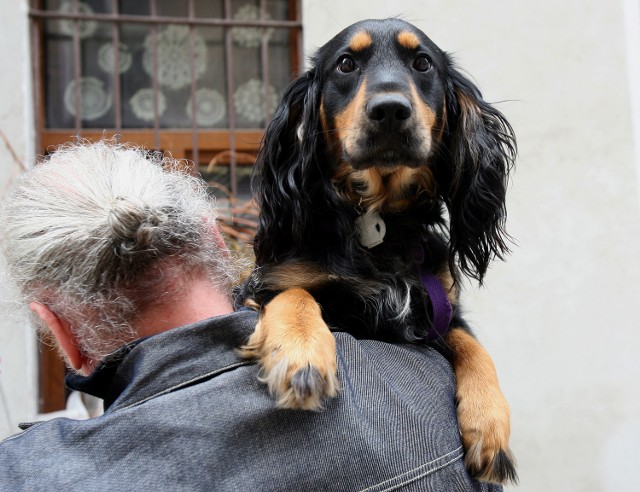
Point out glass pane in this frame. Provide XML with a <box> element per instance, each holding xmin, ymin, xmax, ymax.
<box><xmin>269</xmin><ymin>27</ymin><xmax>295</xmax><ymax>99</ymax></box>
<box><xmin>229</xmin><ymin>0</ymin><xmax>290</xmax><ymax>22</ymax></box>
<box><xmin>230</xmin><ymin>27</ymin><xmax>292</xmax><ymax>128</ymax></box>
<box><xmin>231</xmin><ymin>28</ymin><xmax>264</xmax><ymax>128</ymax></box>
<box><xmin>157</xmin><ymin>0</ymin><xmax>187</xmax><ymax>17</ymax></box>
<box><xmin>44</xmin><ymin>20</ymin><xmax>115</xmax><ymax>128</ymax></box>
<box><xmin>195</xmin><ymin>0</ymin><xmax>223</xmax><ymax>18</ymax></box>
<box><xmin>120</xmin><ymin>22</ymin><xmax>154</xmax><ymax>128</ymax></box>
<box><xmin>44</xmin><ymin>18</ymin><xmax>73</xmax><ymax>128</ymax></box>
<box><xmin>156</xmin><ymin>24</ymin><xmax>226</xmax><ymax>129</ymax></box>
<box><xmin>119</xmin><ymin>0</ymin><xmax>150</xmax><ymax>16</ymax></box>
<box><xmin>188</xmin><ymin>26</ymin><xmax>228</xmax><ymax>128</ymax></box>
<box><xmin>268</xmin><ymin>0</ymin><xmax>291</xmax><ymax>21</ymax></box>
<box><xmin>45</xmin><ymin>0</ymin><xmax>112</xmax><ymax>15</ymax></box>
<box><xmin>120</xmin><ymin>23</ymin><xmax>227</xmax><ymax>129</ymax></box>
<box><xmin>41</xmin><ymin>0</ymin><xmax>295</xmax><ymax>130</ymax></box>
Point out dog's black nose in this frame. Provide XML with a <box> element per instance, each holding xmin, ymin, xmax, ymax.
<box><xmin>366</xmin><ymin>94</ymin><xmax>412</xmax><ymax>126</ymax></box>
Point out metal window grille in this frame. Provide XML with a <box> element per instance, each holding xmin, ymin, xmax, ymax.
<box><xmin>29</xmin><ymin>0</ymin><xmax>302</xmax><ymax>199</ymax></box>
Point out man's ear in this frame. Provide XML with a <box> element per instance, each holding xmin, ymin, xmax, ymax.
<box><xmin>29</xmin><ymin>302</ymin><xmax>90</xmax><ymax>374</ymax></box>
<box><xmin>211</xmin><ymin>220</ymin><xmax>229</xmax><ymax>257</ymax></box>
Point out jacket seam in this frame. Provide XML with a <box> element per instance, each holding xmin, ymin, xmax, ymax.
<box><xmin>358</xmin><ymin>446</ymin><xmax>465</xmax><ymax>492</ymax></box>
<box><xmin>114</xmin><ymin>360</ymin><xmax>255</xmax><ymax>412</ymax></box>
<box><xmin>0</xmin><ymin>361</ymin><xmax>256</xmax><ymax>443</ymax></box>
<box><xmin>0</xmin><ymin>421</ymin><xmax>48</xmax><ymax>444</ymax></box>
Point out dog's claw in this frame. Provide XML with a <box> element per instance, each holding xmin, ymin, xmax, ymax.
<box><xmin>464</xmin><ymin>438</ymin><xmax>517</xmax><ymax>484</ymax></box>
<box><xmin>269</xmin><ymin>360</ymin><xmax>338</xmax><ymax>410</ymax></box>
<box><xmin>290</xmin><ymin>365</ymin><xmax>334</xmax><ymax>403</ymax></box>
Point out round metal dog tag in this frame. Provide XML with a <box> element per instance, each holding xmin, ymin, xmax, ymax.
<box><xmin>355</xmin><ymin>210</ymin><xmax>386</xmax><ymax>249</ymax></box>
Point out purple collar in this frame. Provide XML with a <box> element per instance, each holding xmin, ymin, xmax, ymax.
<box><xmin>414</xmin><ymin>248</ymin><xmax>453</xmax><ymax>341</ymax></box>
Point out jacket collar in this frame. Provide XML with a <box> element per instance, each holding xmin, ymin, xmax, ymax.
<box><xmin>66</xmin><ymin>310</ymin><xmax>257</xmax><ymax>411</ymax></box>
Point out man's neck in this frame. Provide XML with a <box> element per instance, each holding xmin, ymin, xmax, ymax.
<box><xmin>134</xmin><ymin>277</ymin><xmax>234</xmax><ymax>338</ymax></box>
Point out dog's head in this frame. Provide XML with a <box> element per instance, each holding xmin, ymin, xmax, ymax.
<box><xmin>254</xmin><ymin>18</ymin><xmax>516</xmax><ymax>282</ymax></box>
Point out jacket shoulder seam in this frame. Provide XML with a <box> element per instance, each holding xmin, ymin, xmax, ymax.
<box><xmin>114</xmin><ymin>360</ymin><xmax>255</xmax><ymax>412</ymax></box>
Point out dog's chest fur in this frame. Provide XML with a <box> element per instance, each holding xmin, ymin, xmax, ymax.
<box><xmin>247</xmin><ymin>199</ymin><xmax>451</xmax><ymax>344</ymax></box>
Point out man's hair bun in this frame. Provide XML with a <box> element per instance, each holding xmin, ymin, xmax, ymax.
<box><xmin>108</xmin><ymin>196</ymin><xmax>163</xmax><ymax>256</ymax></box>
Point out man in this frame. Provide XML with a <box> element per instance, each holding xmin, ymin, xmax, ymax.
<box><xmin>0</xmin><ymin>141</ymin><xmax>499</xmax><ymax>491</ymax></box>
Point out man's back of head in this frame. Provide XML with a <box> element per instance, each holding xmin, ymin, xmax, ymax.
<box><xmin>0</xmin><ymin>140</ymin><xmax>236</xmax><ymax>370</ymax></box>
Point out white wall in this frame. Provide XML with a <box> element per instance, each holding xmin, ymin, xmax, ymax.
<box><xmin>0</xmin><ymin>0</ymin><xmax>38</xmax><ymax>439</ymax></box>
<box><xmin>303</xmin><ymin>1</ymin><xmax>640</xmax><ymax>490</ymax></box>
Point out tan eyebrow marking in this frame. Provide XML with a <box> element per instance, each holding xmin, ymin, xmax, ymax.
<box><xmin>348</xmin><ymin>31</ymin><xmax>373</xmax><ymax>51</ymax></box>
<box><xmin>397</xmin><ymin>31</ymin><xmax>420</xmax><ymax>49</ymax></box>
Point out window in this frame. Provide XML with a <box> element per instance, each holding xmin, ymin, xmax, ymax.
<box><xmin>30</xmin><ymin>0</ymin><xmax>301</xmax><ymax>197</ymax></box>
<box><xmin>28</xmin><ymin>0</ymin><xmax>302</xmax><ymax>412</ymax></box>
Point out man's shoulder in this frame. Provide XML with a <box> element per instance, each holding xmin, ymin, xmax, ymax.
<box><xmin>0</xmin><ymin>317</ymin><xmax>496</xmax><ymax>491</ymax></box>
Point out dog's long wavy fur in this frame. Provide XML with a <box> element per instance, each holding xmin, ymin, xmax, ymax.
<box><xmin>238</xmin><ymin>19</ymin><xmax>517</xmax><ymax>484</ymax></box>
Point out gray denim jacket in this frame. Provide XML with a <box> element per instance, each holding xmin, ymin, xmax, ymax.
<box><xmin>0</xmin><ymin>310</ymin><xmax>500</xmax><ymax>491</ymax></box>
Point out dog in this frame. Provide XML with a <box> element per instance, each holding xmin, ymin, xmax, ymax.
<box><xmin>237</xmin><ymin>18</ymin><xmax>517</xmax><ymax>484</ymax></box>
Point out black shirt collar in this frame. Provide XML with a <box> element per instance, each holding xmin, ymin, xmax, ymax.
<box><xmin>66</xmin><ymin>310</ymin><xmax>257</xmax><ymax>411</ymax></box>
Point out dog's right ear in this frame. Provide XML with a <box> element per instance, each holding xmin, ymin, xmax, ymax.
<box><xmin>442</xmin><ymin>57</ymin><xmax>516</xmax><ymax>284</ymax></box>
<box><xmin>252</xmin><ymin>70</ymin><xmax>325</xmax><ymax>264</ymax></box>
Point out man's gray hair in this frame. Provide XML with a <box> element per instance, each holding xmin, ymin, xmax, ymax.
<box><xmin>1</xmin><ymin>140</ymin><xmax>237</xmax><ymax>364</ymax></box>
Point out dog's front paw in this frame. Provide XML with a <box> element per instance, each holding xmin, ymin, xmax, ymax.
<box><xmin>260</xmin><ymin>344</ymin><xmax>339</xmax><ymax>410</ymax></box>
<box><xmin>457</xmin><ymin>383</ymin><xmax>517</xmax><ymax>484</ymax></box>
<box><xmin>447</xmin><ymin>328</ymin><xmax>517</xmax><ymax>484</ymax></box>
<box><xmin>238</xmin><ymin>288</ymin><xmax>339</xmax><ymax>410</ymax></box>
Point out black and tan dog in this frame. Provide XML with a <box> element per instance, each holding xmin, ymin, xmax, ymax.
<box><xmin>238</xmin><ymin>18</ymin><xmax>517</xmax><ymax>484</ymax></box>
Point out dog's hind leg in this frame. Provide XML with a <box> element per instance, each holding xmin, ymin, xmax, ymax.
<box><xmin>446</xmin><ymin>327</ymin><xmax>517</xmax><ymax>484</ymax></box>
<box><xmin>238</xmin><ymin>288</ymin><xmax>339</xmax><ymax>410</ymax></box>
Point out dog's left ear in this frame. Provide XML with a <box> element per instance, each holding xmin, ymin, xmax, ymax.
<box><xmin>443</xmin><ymin>56</ymin><xmax>517</xmax><ymax>283</ymax></box>
<box><xmin>251</xmin><ymin>69</ymin><xmax>327</xmax><ymax>265</ymax></box>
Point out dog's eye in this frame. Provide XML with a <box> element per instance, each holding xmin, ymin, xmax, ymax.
<box><xmin>413</xmin><ymin>55</ymin><xmax>432</xmax><ymax>72</ymax></box>
<box><xmin>337</xmin><ymin>55</ymin><xmax>357</xmax><ymax>73</ymax></box>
